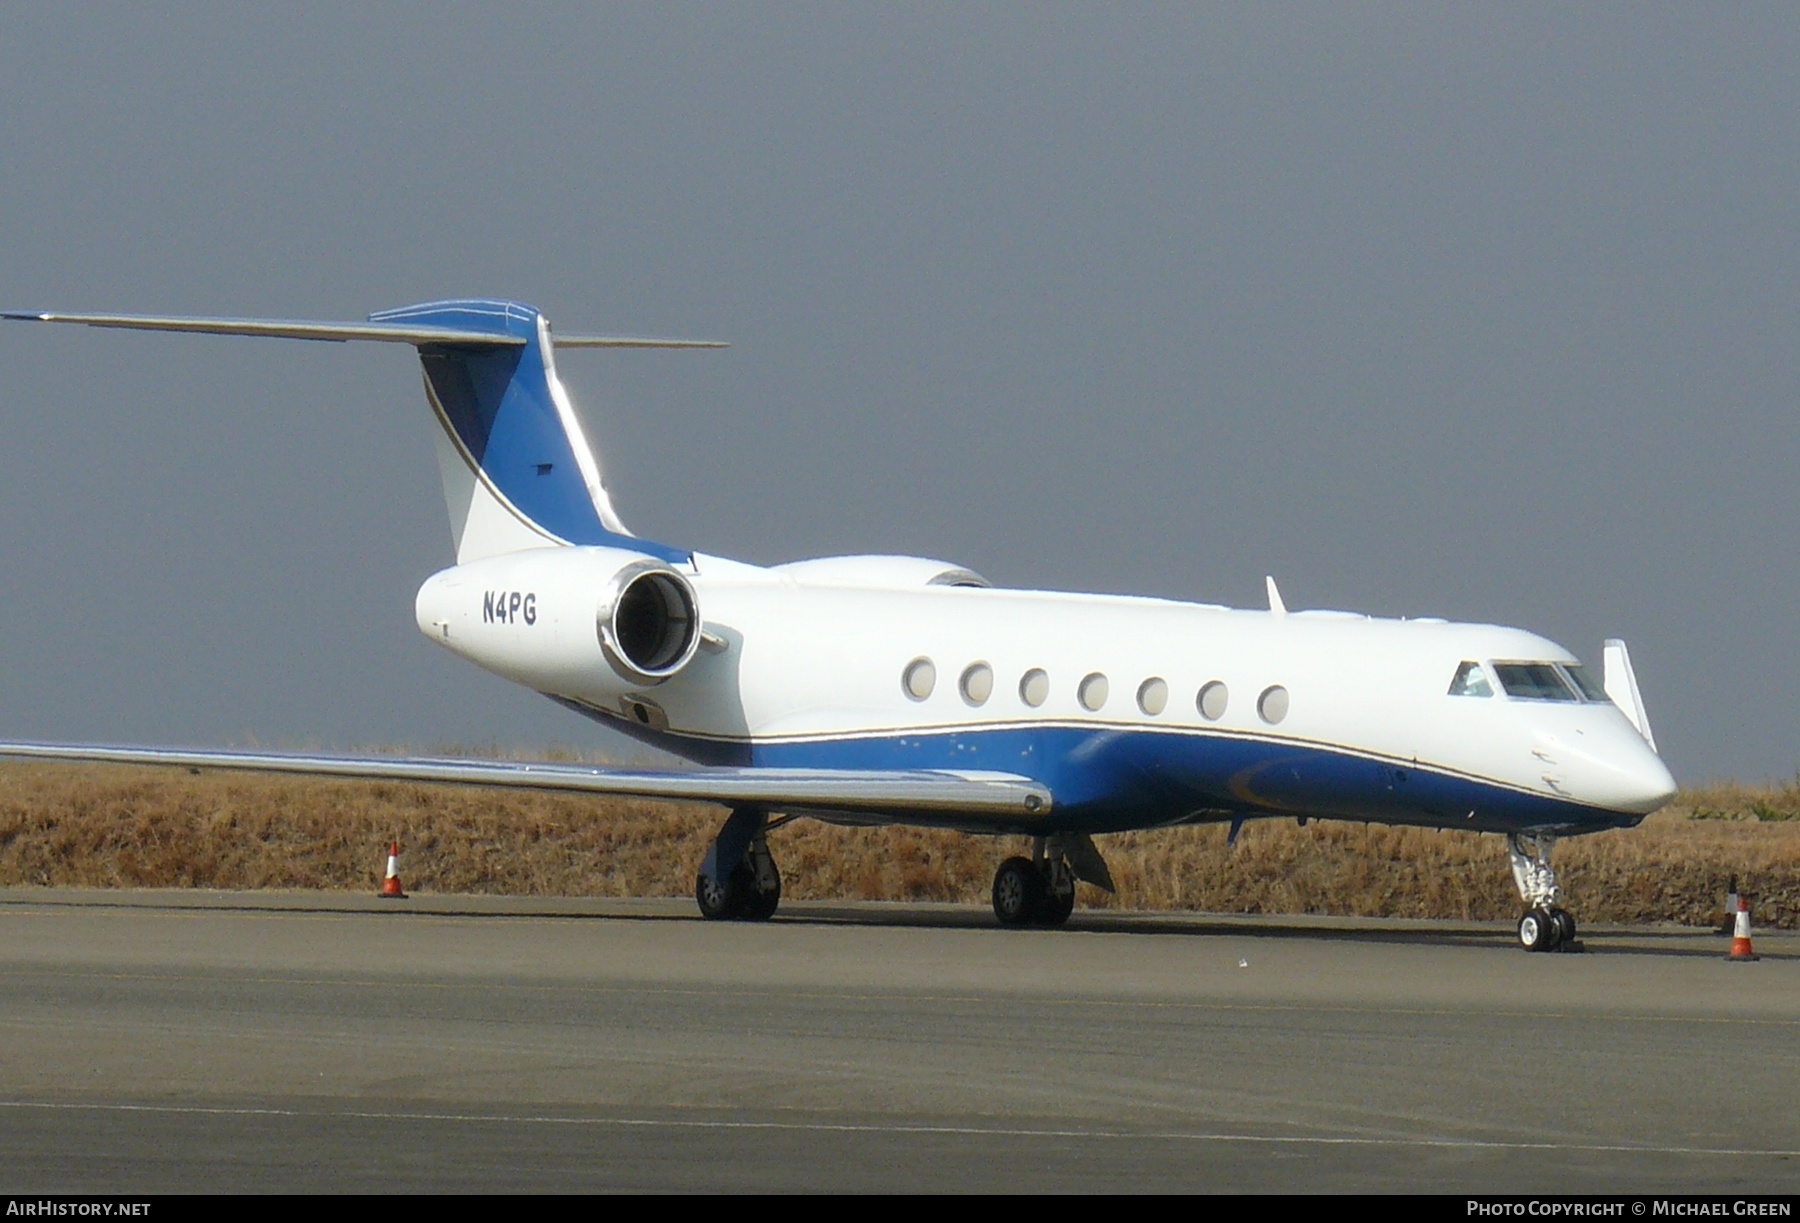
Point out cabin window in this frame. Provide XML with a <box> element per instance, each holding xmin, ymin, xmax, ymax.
<box><xmin>1197</xmin><ymin>680</ymin><xmax>1228</xmax><ymax>721</ymax></box>
<box><xmin>959</xmin><ymin>662</ymin><xmax>994</xmax><ymax>706</ymax></box>
<box><xmin>1258</xmin><ymin>684</ymin><xmax>1290</xmax><ymax>724</ymax></box>
<box><xmin>1137</xmin><ymin>677</ymin><xmax>1168</xmax><ymax>716</ymax></box>
<box><xmin>1562</xmin><ymin>664</ymin><xmax>1609</xmax><ymax>702</ymax></box>
<box><xmin>1078</xmin><ymin>672</ymin><xmax>1109</xmax><ymax>712</ymax></box>
<box><xmin>1492</xmin><ymin>663</ymin><xmax>1577</xmax><ymax>702</ymax></box>
<box><xmin>902</xmin><ymin>657</ymin><xmax>936</xmax><ymax>701</ymax></box>
<box><xmin>1019</xmin><ymin>668</ymin><xmax>1049</xmax><ymax>708</ymax></box>
<box><xmin>1448</xmin><ymin>661</ymin><xmax>1494</xmax><ymax>697</ymax></box>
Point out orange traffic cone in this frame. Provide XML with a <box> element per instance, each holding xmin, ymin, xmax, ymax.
<box><xmin>1727</xmin><ymin>897</ymin><xmax>1758</xmax><ymax>962</ymax></box>
<box><xmin>379</xmin><ymin>840</ymin><xmax>407</xmax><ymax>899</ymax></box>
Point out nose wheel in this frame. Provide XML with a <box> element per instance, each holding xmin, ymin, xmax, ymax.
<box><xmin>1517</xmin><ymin>905</ymin><xmax>1578</xmax><ymax>952</ymax></box>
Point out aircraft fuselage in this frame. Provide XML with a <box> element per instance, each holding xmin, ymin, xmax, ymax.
<box><xmin>415</xmin><ymin>546</ymin><xmax>1675</xmax><ymax>838</ymax></box>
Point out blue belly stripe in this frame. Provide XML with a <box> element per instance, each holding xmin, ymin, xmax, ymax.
<box><xmin>551</xmin><ymin>697</ymin><xmax>1639</xmax><ymax>837</ymax></box>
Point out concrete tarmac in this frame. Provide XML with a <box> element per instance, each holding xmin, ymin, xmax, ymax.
<box><xmin>0</xmin><ymin>889</ymin><xmax>1794</xmax><ymax>1193</ymax></box>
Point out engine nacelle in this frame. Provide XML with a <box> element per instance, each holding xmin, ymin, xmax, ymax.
<box><xmin>415</xmin><ymin>545</ymin><xmax>701</xmax><ymax>695</ymax></box>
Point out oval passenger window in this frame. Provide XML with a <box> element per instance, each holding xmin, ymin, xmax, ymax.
<box><xmin>1197</xmin><ymin>681</ymin><xmax>1228</xmax><ymax>721</ymax></box>
<box><xmin>1019</xmin><ymin>668</ymin><xmax>1049</xmax><ymax>708</ymax></box>
<box><xmin>1258</xmin><ymin>684</ymin><xmax>1289</xmax><ymax>724</ymax></box>
<box><xmin>960</xmin><ymin>662</ymin><xmax>994</xmax><ymax>706</ymax></box>
<box><xmin>1078</xmin><ymin>672</ymin><xmax>1109</xmax><ymax>712</ymax></box>
<box><xmin>903</xmin><ymin>658</ymin><xmax>936</xmax><ymax>701</ymax></box>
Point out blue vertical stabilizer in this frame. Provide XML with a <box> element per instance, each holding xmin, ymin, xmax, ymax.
<box><xmin>369</xmin><ymin>299</ymin><xmax>690</xmax><ymax>565</ymax></box>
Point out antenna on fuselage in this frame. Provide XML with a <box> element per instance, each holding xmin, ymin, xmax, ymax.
<box><xmin>1265</xmin><ymin>575</ymin><xmax>1288</xmax><ymax>616</ymax></box>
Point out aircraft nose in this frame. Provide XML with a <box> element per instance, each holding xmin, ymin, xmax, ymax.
<box><xmin>1616</xmin><ymin>750</ymin><xmax>1677</xmax><ymax>815</ymax></box>
<box><xmin>1548</xmin><ymin>722</ymin><xmax>1677</xmax><ymax>815</ymax></box>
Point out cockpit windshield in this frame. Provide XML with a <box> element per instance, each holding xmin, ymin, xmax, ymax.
<box><xmin>1447</xmin><ymin>660</ymin><xmax>1494</xmax><ymax>697</ymax></box>
<box><xmin>1492</xmin><ymin>663</ymin><xmax>1579</xmax><ymax>702</ymax></box>
<box><xmin>1562</xmin><ymin>664</ymin><xmax>1609</xmax><ymax>702</ymax></box>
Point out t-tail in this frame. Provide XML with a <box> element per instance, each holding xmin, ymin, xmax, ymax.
<box><xmin>0</xmin><ymin>299</ymin><xmax>723</xmax><ymax>565</ymax></box>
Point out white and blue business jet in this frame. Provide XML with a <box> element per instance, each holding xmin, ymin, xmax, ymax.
<box><xmin>0</xmin><ymin>299</ymin><xmax>1676</xmax><ymax>950</ymax></box>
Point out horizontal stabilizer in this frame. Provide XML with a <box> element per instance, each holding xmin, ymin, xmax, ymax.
<box><xmin>3</xmin><ymin>300</ymin><xmax>721</xmax><ymax>566</ymax></box>
<box><xmin>0</xmin><ymin>310</ymin><xmax>527</xmax><ymax>346</ymax></box>
<box><xmin>0</xmin><ymin>311</ymin><xmax>725</xmax><ymax>350</ymax></box>
<box><xmin>0</xmin><ymin>741</ymin><xmax>1052</xmax><ymax>820</ymax></box>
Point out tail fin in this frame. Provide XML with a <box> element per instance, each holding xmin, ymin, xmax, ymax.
<box><xmin>370</xmin><ymin>299</ymin><xmax>690</xmax><ymax>565</ymax></box>
<box><xmin>2</xmin><ymin>300</ymin><xmax>721</xmax><ymax>566</ymax></box>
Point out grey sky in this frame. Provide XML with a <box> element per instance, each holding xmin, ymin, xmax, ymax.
<box><xmin>1</xmin><ymin>6</ymin><xmax>1795</xmax><ymax>782</ymax></box>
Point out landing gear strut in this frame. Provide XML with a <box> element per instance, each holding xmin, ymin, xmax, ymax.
<box><xmin>1508</xmin><ymin>832</ymin><xmax>1579</xmax><ymax>953</ymax></box>
<box><xmin>991</xmin><ymin>834</ymin><xmax>1111</xmax><ymax>928</ymax></box>
<box><xmin>695</xmin><ymin>806</ymin><xmax>782</xmax><ymax>921</ymax></box>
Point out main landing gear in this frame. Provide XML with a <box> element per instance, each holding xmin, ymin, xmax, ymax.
<box><xmin>694</xmin><ymin>805</ymin><xmax>783</xmax><ymax>922</ymax></box>
<box><xmin>1509</xmin><ymin>832</ymin><xmax>1580</xmax><ymax>953</ymax></box>
<box><xmin>991</xmin><ymin>834</ymin><xmax>1114</xmax><ymax>928</ymax></box>
<box><xmin>691</xmin><ymin>815</ymin><xmax>1118</xmax><ymax>929</ymax></box>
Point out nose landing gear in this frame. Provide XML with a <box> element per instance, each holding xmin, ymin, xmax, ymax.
<box><xmin>1509</xmin><ymin>832</ymin><xmax>1581</xmax><ymax>953</ymax></box>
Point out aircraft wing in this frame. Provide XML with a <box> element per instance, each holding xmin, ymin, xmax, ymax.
<box><xmin>0</xmin><ymin>740</ymin><xmax>1051</xmax><ymax>821</ymax></box>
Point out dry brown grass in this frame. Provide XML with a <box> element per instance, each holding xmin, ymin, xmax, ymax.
<box><xmin>2</xmin><ymin>763</ymin><xmax>1797</xmax><ymax>926</ymax></box>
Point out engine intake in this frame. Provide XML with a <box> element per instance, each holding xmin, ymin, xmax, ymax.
<box><xmin>599</xmin><ymin>561</ymin><xmax>700</xmax><ymax>685</ymax></box>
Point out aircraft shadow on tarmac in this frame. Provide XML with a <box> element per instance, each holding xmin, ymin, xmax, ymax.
<box><xmin>773</xmin><ymin>904</ymin><xmax>1775</xmax><ymax>956</ymax></box>
<box><xmin>2</xmin><ymin>890</ymin><xmax>1780</xmax><ymax>958</ymax></box>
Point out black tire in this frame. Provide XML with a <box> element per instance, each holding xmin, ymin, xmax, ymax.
<box><xmin>1538</xmin><ymin>905</ymin><xmax>1565</xmax><ymax>950</ymax></box>
<box><xmin>695</xmin><ymin>867</ymin><xmax>742</xmax><ymax>920</ymax></box>
<box><xmin>1551</xmin><ymin>907</ymin><xmax>1577</xmax><ymax>945</ymax></box>
<box><xmin>1518</xmin><ymin>908</ymin><xmax>1557</xmax><ymax>952</ymax></box>
<box><xmin>992</xmin><ymin>856</ymin><xmax>1045</xmax><ymax>926</ymax></box>
<box><xmin>1038</xmin><ymin>883</ymin><xmax>1076</xmax><ymax>928</ymax></box>
<box><xmin>743</xmin><ymin>869</ymin><xmax>782</xmax><ymax>922</ymax></box>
